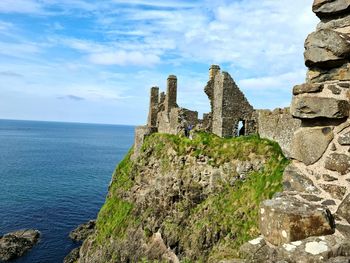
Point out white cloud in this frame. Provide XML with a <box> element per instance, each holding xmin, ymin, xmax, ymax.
<box><xmin>0</xmin><ymin>0</ymin><xmax>43</xmax><ymax>14</ymax></box>
<box><xmin>89</xmin><ymin>51</ymin><xmax>160</xmax><ymax>66</ymax></box>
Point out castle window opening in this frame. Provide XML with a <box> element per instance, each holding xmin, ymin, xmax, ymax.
<box><xmin>238</xmin><ymin>120</ymin><xmax>245</xmax><ymax>136</ymax></box>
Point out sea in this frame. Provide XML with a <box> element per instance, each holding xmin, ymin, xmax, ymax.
<box><xmin>0</xmin><ymin>119</ymin><xmax>135</xmax><ymax>263</ymax></box>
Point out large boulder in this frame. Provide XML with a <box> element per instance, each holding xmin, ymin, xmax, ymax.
<box><xmin>0</xmin><ymin>229</ymin><xmax>40</xmax><ymax>261</ymax></box>
<box><xmin>291</xmin><ymin>127</ymin><xmax>334</xmax><ymax>165</ymax></box>
<box><xmin>259</xmin><ymin>196</ymin><xmax>335</xmax><ymax>246</ymax></box>
<box><xmin>325</xmin><ymin>153</ymin><xmax>350</xmax><ymax>175</ymax></box>
<box><xmin>291</xmin><ymin>96</ymin><xmax>350</xmax><ymax>119</ymax></box>
<box><xmin>313</xmin><ymin>0</ymin><xmax>350</xmax><ymax>18</ymax></box>
<box><xmin>305</xmin><ymin>29</ymin><xmax>350</xmax><ymax>69</ymax></box>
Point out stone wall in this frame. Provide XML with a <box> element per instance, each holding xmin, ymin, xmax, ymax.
<box><xmin>205</xmin><ymin>65</ymin><xmax>255</xmax><ymax>137</ymax></box>
<box><xmin>254</xmin><ymin>108</ymin><xmax>301</xmax><ymax>158</ymax></box>
<box><xmin>240</xmin><ymin>1</ymin><xmax>350</xmax><ymax>262</ymax></box>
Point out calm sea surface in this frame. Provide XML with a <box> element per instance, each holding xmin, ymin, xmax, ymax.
<box><xmin>0</xmin><ymin>119</ymin><xmax>134</xmax><ymax>263</ymax></box>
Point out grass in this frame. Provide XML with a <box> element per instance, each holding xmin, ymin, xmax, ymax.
<box><xmin>93</xmin><ymin>131</ymin><xmax>289</xmax><ymax>261</ymax></box>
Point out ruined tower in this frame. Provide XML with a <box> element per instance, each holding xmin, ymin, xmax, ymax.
<box><xmin>165</xmin><ymin>75</ymin><xmax>177</xmax><ymax>113</ymax></box>
<box><xmin>147</xmin><ymin>87</ymin><xmax>159</xmax><ymax>128</ymax></box>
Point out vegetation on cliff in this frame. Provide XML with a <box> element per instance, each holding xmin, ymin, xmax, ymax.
<box><xmin>80</xmin><ymin>132</ymin><xmax>289</xmax><ymax>263</ymax></box>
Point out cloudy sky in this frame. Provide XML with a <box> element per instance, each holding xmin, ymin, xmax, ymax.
<box><xmin>0</xmin><ymin>0</ymin><xmax>318</xmax><ymax>125</ymax></box>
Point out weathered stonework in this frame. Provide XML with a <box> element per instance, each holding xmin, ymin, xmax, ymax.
<box><xmin>291</xmin><ymin>127</ymin><xmax>334</xmax><ymax>165</ymax></box>
<box><xmin>259</xmin><ymin>196</ymin><xmax>335</xmax><ymax>246</ymax></box>
<box><xmin>252</xmin><ymin>1</ymin><xmax>350</xmax><ymax>261</ymax></box>
<box><xmin>291</xmin><ymin>96</ymin><xmax>350</xmax><ymax>119</ymax></box>
<box><xmin>205</xmin><ymin>66</ymin><xmax>255</xmax><ymax>137</ymax></box>
<box><xmin>147</xmin><ymin>87</ymin><xmax>159</xmax><ymax>128</ymax></box>
<box><xmin>165</xmin><ymin>75</ymin><xmax>177</xmax><ymax>113</ymax></box>
<box><xmin>255</xmin><ymin>108</ymin><xmax>301</xmax><ymax>157</ymax></box>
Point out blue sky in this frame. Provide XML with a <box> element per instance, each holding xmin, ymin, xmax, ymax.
<box><xmin>0</xmin><ymin>0</ymin><xmax>318</xmax><ymax>125</ymax></box>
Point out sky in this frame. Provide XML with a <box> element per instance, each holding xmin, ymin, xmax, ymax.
<box><xmin>0</xmin><ymin>0</ymin><xmax>319</xmax><ymax>125</ymax></box>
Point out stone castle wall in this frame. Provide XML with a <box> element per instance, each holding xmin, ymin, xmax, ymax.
<box><xmin>254</xmin><ymin>108</ymin><xmax>301</xmax><ymax>158</ymax></box>
<box><xmin>133</xmin><ymin>65</ymin><xmax>301</xmax><ymax>160</ymax></box>
<box><xmin>240</xmin><ymin>1</ymin><xmax>350</xmax><ymax>262</ymax></box>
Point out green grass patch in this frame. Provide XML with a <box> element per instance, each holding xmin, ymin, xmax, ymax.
<box><xmin>96</xmin><ymin>197</ymin><xmax>134</xmax><ymax>243</ymax></box>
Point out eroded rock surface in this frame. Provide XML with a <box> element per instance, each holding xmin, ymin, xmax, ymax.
<box><xmin>69</xmin><ymin>220</ymin><xmax>96</xmax><ymax>242</ymax></box>
<box><xmin>0</xmin><ymin>229</ymin><xmax>40</xmax><ymax>261</ymax></box>
<box><xmin>290</xmin><ymin>127</ymin><xmax>334</xmax><ymax>165</ymax></box>
<box><xmin>259</xmin><ymin>196</ymin><xmax>335</xmax><ymax>246</ymax></box>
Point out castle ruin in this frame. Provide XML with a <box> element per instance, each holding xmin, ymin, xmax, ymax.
<box><xmin>133</xmin><ymin>65</ymin><xmax>300</xmax><ymax>159</ymax></box>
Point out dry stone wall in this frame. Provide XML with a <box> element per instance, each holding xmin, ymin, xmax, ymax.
<box><xmin>240</xmin><ymin>1</ymin><xmax>350</xmax><ymax>262</ymax></box>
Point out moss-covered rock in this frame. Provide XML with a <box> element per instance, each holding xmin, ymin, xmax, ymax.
<box><xmin>79</xmin><ymin>133</ymin><xmax>289</xmax><ymax>263</ymax></box>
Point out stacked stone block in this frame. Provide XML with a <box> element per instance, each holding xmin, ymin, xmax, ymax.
<box><xmin>239</xmin><ymin>1</ymin><xmax>350</xmax><ymax>262</ymax></box>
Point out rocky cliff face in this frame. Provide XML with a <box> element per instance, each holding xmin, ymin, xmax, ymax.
<box><xmin>239</xmin><ymin>1</ymin><xmax>350</xmax><ymax>262</ymax></box>
<box><xmin>78</xmin><ymin>133</ymin><xmax>288</xmax><ymax>262</ymax></box>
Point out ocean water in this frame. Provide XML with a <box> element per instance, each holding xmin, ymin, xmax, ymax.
<box><xmin>0</xmin><ymin>120</ymin><xmax>134</xmax><ymax>263</ymax></box>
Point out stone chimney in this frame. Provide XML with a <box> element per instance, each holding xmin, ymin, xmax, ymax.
<box><xmin>147</xmin><ymin>87</ymin><xmax>159</xmax><ymax>127</ymax></box>
<box><xmin>209</xmin><ymin>65</ymin><xmax>221</xmax><ymax>80</ymax></box>
<box><xmin>165</xmin><ymin>75</ymin><xmax>177</xmax><ymax>113</ymax></box>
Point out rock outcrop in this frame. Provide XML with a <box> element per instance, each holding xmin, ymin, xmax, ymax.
<box><xmin>69</xmin><ymin>220</ymin><xmax>96</xmax><ymax>242</ymax></box>
<box><xmin>78</xmin><ymin>133</ymin><xmax>288</xmax><ymax>262</ymax></box>
<box><xmin>240</xmin><ymin>0</ymin><xmax>350</xmax><ymax>262</ymax></box>
<box><xmin>0</xmin><ymin>229</ymin><xmax>40</xmax><ymax>261</ymax></box>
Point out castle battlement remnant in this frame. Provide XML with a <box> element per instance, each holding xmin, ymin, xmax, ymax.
<box><xmin>205</xmin><ymin>65</ymin><xmax>255</xmax><ymax>137</ymax></box>
<box><xmin>132</xmin><ymin>65</ymin><xmax>301</xmax><ymax>160</ymax></box>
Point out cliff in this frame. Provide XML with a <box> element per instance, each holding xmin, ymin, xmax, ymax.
<box><xmin>78</xmin><ymin>132</ymin><xmax>288</xmax><ymax>262</ymax></box>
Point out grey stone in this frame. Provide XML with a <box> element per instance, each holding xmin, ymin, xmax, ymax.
<box><xmin>239</xmin><ymin>236</ymin><xmax>275</xmax><ymax>262</ymax></box>
<box><xmin>304</xmin><ymin>29</ymin><xmax>350</xmax><ymax>69</ymax></box>
<box><xmin>291</xmin><ymin>127</ymin><xmax>334</xmax><ymax>165</ymax></box>
<box><xmin>339</xmin><ymin>132</ymin><xmax>350</xmax><ymax>145</ymax></box>
<box><xmin>313</xmin><ymin>0</ymin><xmax>350</xmax><ymax>18</ymax></box>
<box><xmin>283</xmin><ymin>164</ymin><xmax>320</xmax><ymax>194</ymax></box>
<box><xmin>293</xmin><ymin>83</ymin><xmax>323</xmax><ymax>95</ymax></box>
<box><xmin>327</xmin><ymin>257</ymin><xmax>350</xmax><ymax>263</ymax></box>
<box><xmin>320</xmin><ymin>184</ymin><xmax>347</xmax><ymax>200</ymax></box>
<box><xmin>147</xmin><ymin>87</ymin><xmax>159</xmax><ymax>128</ymax></box>
<box><xmin>337</xmin><ymin>194</ymin><xmax>350</xmax><ymax>223</ymax></box>
<box><xmin>322</xmin><ymin>199</ymin><xmax>337</xmax><ymax>206</ymax></box>
<box><xmin>328</xmin><ymin>85</ymin><xmax>342</xmax><ymax>95</ymax></box>
<box><xmin>205</xmin><ymin>68</ymin><xmax>255</xmax><ymax>137</ymax></box>
<box><xmin>132</xmin><ymin>126</ymin><xmax>158</xmax><ymax>160</ymax></box>
<box><xmin>301</xmin><ymin>194</ymin><xmax>323</xmax><ymax>202</ymax></box>
<box><xmin>307</xmin><ymin>63</ymin><xmax>350</xmax><ymax>83</ymax></box>
<box><xmin>276</xmin><ymin>235</ymin><xmax>342</xmax><ymax>263</ymax></box>
<box><xmin>291</xmin><ymin>96</ymin><xmax>350</xmax><ymax>119</ymax></box>
<box><xmin>325</xmin><ymin>153</ymin><xmax>350</xmax><ymax>175</ymax></box>
<box><xmin>337</xmin><ymin>224</ymin><xmax>350</xmax><ymax>238</ymax></box>
<box><xmin>323</xmin><ymin>174</ymin><xmax>338</xmax><ymax>182</ymax></box>
<box><xmin>165</xmin><ymin>75</ymin><xmax>177</xmax><ymax>113</ymax></box>
<box><xmin>339</xmin><ymin>82</ymin><xmax>350</xmax><ymax>88</ymax></box>
<box><xmin>255</xmin><ymin>108</ymin><xmax>301</xmax><ymax>158</ymax></box>
<box><xmin>0</xmin><ymin>229</ymin><xmax>40</xmax><ymax>261</ymax></box>
<box><xmin>64</xmin><ymin>247</ymin><xmax>80</xmax><ymax>263</ymax></box>
<box><xmin>69</xmin><ymin>220</ymin><xmax>96</xmax><ymax>242</ymax></box>
<box><xmin>259</xmin><ymin>196</ymin><xmax>335</xmax><ymax>246</ymax></box>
